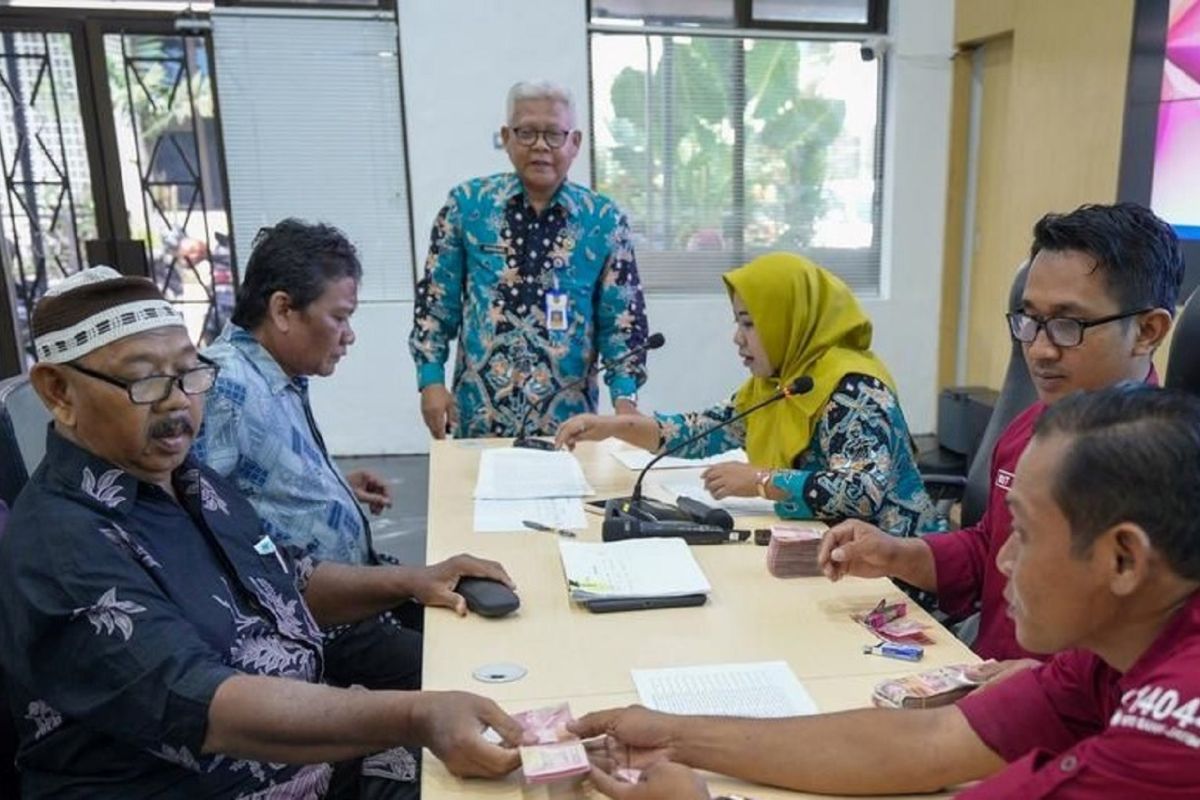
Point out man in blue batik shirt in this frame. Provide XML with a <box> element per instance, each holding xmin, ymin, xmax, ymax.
<box><xmin>410</xmin><ymin>79</ymin><xmax>650</xmax><ymax>439</ymax></box>
<box><xmin>196</xmin><ymin>220</ymin><xmax>513</xmax><ymax>703</ymax></box>
<box><xmin>196</xmin><ymin>219</ymin><xmax>388</xmax><ymax>566</ymax></box>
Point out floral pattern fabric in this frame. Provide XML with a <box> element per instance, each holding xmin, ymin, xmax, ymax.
<box><xmin>656</xmin><ymin>373</ymin><xmax>943</xmax><ymax>536</ymax></box>
<box><xmin>410</xmin><ymin>172</ymin><xmax>649</xmax><ymax>437</ymax></box>
<box><xmin>0</xmin><ymin>428</ymin><xmax>327</xmax><ymax>798</ymax></box>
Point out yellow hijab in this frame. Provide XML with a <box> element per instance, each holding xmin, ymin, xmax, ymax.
<box><xmin>724</xmin><ymin>252</ymin><xmax>895</xmax><ymax>469</ymax></box>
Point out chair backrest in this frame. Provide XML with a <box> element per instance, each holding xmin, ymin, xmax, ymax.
<box><xmin>1166</xmin><ymin>288</ymin><xmax>1200</xmax><ymax>395</ymax></box>
<box><xmin>0</xmin><ymin>498</ymin><xmax>13</xmax><ymax>795</ymax></box>
<box><xmin>0</xmin><ymin>375</ymin><xmax>50</xmax><ymax>507</ymax></box>
<box><xmin>960</xmin><ymin>262</ymin><xmax>1038</xmax><ymax>527</ymax></box>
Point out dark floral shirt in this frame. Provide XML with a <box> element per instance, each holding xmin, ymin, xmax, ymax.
<box><xmin>0</xmin><ymin>429</ymin><xmax>330</xmax><ymax>798</ymax></box>
<box><xmin>657</xmin><ymin>374</ymin><xmax>944</xmax><ymax>536</ymax></box>
<box><xmin>410</xmin><ymin>173</ymin><xmax>649</xmax><ymax>437</ymax></box>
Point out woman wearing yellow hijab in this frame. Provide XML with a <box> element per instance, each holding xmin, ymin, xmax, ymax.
<box><xmin>555</xmin><ymin>252</ymin><xmax>940</xmax><ymax>535</ymax></box>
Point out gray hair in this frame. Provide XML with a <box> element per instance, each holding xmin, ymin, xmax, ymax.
<box><xmin>506</xmin><ymin>80</ymin><xmax>576</xmax><ymax>125</ymax></box>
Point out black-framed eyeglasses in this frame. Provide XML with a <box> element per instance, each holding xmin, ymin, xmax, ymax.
<box><xmin>65</xmin><ymin>355</ymin><xmax>220</xmax><ymax>405</ymax></box>
<box><xmin>1006</xmin><ymin>308</ymin><xmax>1153</xmax><ymax>348</ymax></box>
<box><xmin>511</xmin><ymin>127</ymin><xmax>572</xmax><ymax>149</ymax></box>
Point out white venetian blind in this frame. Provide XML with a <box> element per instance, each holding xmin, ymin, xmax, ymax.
<box><xmin>212</xmin><ymin>9</ymin><xmax>414</xmax><ymax>302</ymax></box>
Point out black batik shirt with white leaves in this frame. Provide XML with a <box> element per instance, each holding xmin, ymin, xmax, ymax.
<box><xmin>0</xmin><ymin>428</ymin><xmax>329</xmax><ymax>799</ymax></box>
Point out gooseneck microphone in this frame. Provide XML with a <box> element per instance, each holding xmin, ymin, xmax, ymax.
<box><xmin>603</xmin><ymin>375</ymin><xmax>815</xmax><ymax>544</ymax></box>
<box><xmin>512</xmin><ymin>332</ymin><xmax>666</xmax><ymax>450</ymax></box>
<box><xmin>629</xmin><ymin>375</ymin><xmax>815</xmax><ymax>504</ymax></box>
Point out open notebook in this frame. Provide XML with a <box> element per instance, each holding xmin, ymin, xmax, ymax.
<box><xmin>557</xmin><ymin>538</ymin><xmax>711</xmax><ymax>612</ymax></box>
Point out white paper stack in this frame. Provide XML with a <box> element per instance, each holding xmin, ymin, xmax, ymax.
<box><xmin>557</xmin><ymin>538</ymin><xmax>711</xmax><ymax>602</ymax></box>
<box><xmin>472</xmin><ymin>449</ymin><xmax>592</xmax><ymax>533</ymax></box>
<box><xmin>606</xmin><ymin>444</ymin><xmax>748</xmax><ymax>471</ymax></box>
<box><xmin>472</xmin><ymin>497</ymin><xmax>588</xmax><ymax>533</ymax></box>
<box><xmin>655</xmin><ymin>471</ymin><xmax>776</xmax><ymax>516</ymax></box>
<box><xmin>473</xmin><ymin>448</ymin><xmax>593</xmax><ymax>500</ymax></box>
<box><xmin>632</xmin><ymin>661</ymin><xmax>818</xmax><ymax>718</ymax></box>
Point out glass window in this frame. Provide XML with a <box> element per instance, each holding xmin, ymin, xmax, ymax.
<box><xmin>752</xmin><ymin>0</ymin><xmax>872</xmax><ymax>26</ymax></box>
<box><xmin>590</xmin><ymin>32</ymin><xmax>882</xmax><ymax>293</ymax></box>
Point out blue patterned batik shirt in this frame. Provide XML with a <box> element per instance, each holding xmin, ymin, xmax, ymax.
<box><xmin>0</xmin><ymin>429</ymin><xmax>330</xmax><ymax>799</ymax></box>
<box><xmin>656</xmin><ymin>374</ymin><xmax>944</xmax><ymax>536</ymax></box>
<box><xmin>195</xmin><ymin>324</ymin><xmax>373</xmax><ymax>565</ymax></box>
<box><xmin>410</xmin><ymin>173</ymin><xmax>650</xmax><ymax>438</ymax></box>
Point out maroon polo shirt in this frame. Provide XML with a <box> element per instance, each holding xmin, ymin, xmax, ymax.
<box><xmin>922</xmin><ymin>367</ymin><xmax>1159</xmax><ymax>661</ymax></box>
<box><xmin>954</xmin><ymin>589</ymin><xmax>1200</xmax><ymax>798</ymax></box>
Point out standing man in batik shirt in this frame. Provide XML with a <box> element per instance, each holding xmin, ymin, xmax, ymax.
<box><xmin>410</xmin><ymin>79</ymin><xmax>650</xmax><ymax>439</ymax></box>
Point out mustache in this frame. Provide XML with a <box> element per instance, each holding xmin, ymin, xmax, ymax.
<box><xmin>149</xmin><ymin>416</ymin><xmax>195</xmax><ymax>439</ymax></box>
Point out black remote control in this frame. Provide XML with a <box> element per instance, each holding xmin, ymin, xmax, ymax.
<box><xmin>455</xmin><ymin>577</ymin><xmax>520</xmax><ymax>618</ymax></box>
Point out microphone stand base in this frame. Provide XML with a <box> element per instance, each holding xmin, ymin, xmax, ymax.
<box><xmin>601</xmin><ymin>498</ymin><xmax>730</xmax><ymax>545</ymax></box>
<box><xmin>512</xmin><ymin>437</ymin><xmax>556</xmax><ymax>451</ymax></box>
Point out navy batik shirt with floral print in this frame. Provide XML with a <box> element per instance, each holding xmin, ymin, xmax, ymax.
<box><xmin>0</xmin><ymin>429</ymin><xmax>331</xmax><ymax>799</ymax></box>
<box><xmin>410</xmin><ymin>173</ymin><xmax>649</xmax><ymax>437</ymax></box>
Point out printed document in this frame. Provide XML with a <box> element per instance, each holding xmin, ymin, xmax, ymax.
<box><xmin>632</xmin><ymin>661</ymin><xmax>817</xmax><ymax>718</ymax></box>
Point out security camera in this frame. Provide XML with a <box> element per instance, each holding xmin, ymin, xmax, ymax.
<box><xmin>859</xmin><ymin>37</ymin><xmax>888</xmax><ymax>62</ymax></box>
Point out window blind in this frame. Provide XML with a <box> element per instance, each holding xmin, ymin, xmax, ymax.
<box><xmin>212</xmin><ymin>10</ymin><xmax>414</xmax><ymax>302</ymax></box>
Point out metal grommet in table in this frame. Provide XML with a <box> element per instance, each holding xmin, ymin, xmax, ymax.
<box><xmin>472</xmin><ymin>662</ymin><xmax>528</xmax><ymax>683</ymax></box>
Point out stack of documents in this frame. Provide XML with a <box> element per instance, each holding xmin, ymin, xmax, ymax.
<box><xmin>474</xmin><ymin>449</ymin><xmax>593</xmax><ymax>499</ymax></box>
<box><xmin>473</xmin><ymin>449</ymin><xmax>592</xmax><ymax>533</ymax></box>
<box><xmin>632</xmin><ymin>661</ymin><xmax>818</xmax><ymax>718</ymax></box>
<box><xmin>557</xmin><ymin>538</ymin><xmax>711</xmax><ymax>602</ymax></box>
<box><xmin>656</xmin><ymin>472</ymin><xmax>776</xmax><ymax>516</ymax></box>
<box><xmin>606</xmin><ymin>443</ymin><xmax>748</xmax><ymax>471</ymax></box>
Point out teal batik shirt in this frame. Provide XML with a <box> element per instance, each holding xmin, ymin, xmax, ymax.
<box><xmin>656</xmin><ymin>373</ymin><xmax>943</xmax><ymax>536</ymax></box>
<box><xmin>409</xmin><ymin>173</ymin><xmax>649</xmax><ymax>438</ymax></box>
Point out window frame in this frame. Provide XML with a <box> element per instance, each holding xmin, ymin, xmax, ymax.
<box><xmin>588</xmin><ymin>0</ymin><xmax>889</xmax><ymax>34</ymax></box>
<box><xmin>213</xmin><ymin>0</ymin><xmax>395</xmax><ymax>11</ymax></box>
<box><xmin>586</xmin><ymin>2</ymin><xmax>889</xmax><ymax>296</ymax></box>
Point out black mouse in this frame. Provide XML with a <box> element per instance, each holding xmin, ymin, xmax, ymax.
<box><xmin>455</xmin><ymin>577</ymin><xmax>520</xmax><ymax>618</ymax></box>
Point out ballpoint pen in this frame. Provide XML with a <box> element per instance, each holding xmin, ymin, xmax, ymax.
<box><xmin>522</xmin><ymin>519</ymin><xmax>578</xmax><ymax>537</ymax></box>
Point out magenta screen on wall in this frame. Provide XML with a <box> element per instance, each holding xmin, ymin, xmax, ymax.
<box><xmin>1151</xmin><ymin>0</ymin><xmax>1200</xmax><ymax>240</ymax></box>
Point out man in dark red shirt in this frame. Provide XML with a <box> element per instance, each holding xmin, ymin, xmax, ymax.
<box><xmin>576</xmin><ymin>386</ymin><xmax>1200</xmax><ymax>799</ymax></box>
<box><xmin>817</xmin><ymin>202</ymin><xmax>1183</xmax><ymax>661</ymax></box>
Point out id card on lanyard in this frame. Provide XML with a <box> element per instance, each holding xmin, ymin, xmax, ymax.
<box><xmin>545</xmin><ymin>274</ymin><xmax>569</xmax><ymax>332</ymax></box>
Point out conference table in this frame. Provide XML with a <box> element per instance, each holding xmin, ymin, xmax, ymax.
<box><xmin>420</xmin><ymin>439</ymin><xmax>979</xmax><ymax>799</ymax></box>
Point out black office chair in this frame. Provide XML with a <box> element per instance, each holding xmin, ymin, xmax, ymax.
<box><xmin>0</xmin><ymin>375</ymin><xmax>46</xmax><ymax>798</ymax></box>
<box><xmin>0</xmin><ymin>506</ymin><xmax>17</xmax><ymax>798</ymax></box>
<box><xmin>926</xmin><ymin>263</ymin><xmax>1037</xmax><ymax>528</ymax></box>
<box><xmin>0</xmin><ymin>375</ymin><xmax>50</xmax><ymax>507</ymax></box>
<box><xmin>1166</xmin><ymin>287</ymin><xmax>1200</xmax><ymax>395</ymax></box>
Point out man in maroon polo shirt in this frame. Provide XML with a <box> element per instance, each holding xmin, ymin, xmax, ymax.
<box><xmin>818</xmin><ymin>202</ymin><xmax>1183</xmax><ymax>662</ymax></box>
<box><xmin>575</xmin><ymin>386</ymin><xmax>1200</xmax><ymax>799</ymax></box>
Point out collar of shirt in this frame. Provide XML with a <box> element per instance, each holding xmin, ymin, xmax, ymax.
<box><xmin>219</xmin><ymin>323</ymin><xmax>307</xmax><ymax>397</ymax></box>
<box><xmin>42</xmin><ymin>426</ymin><xmax>143</xmax><ymax>518</ymax></box>
<box><xmin>500</xmin><ymin>171</ymin><xmax>582</xmax><ymax>219</ymax></box>
<box><xmin>1117</xmin><ymin>587</ymin><xmax>1200</xmax><ymax>692</ymax></box>
<box><xmin>40</xmin><ymin>425</ymin><xmax>227</xmax><ymax>522</ymax></box>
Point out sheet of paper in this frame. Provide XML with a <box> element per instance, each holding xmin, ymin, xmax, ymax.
<box><xmin>558</xmin><ymin>538</ymin><xmax>711</xmax><ymax>600</ymax></box>
<box><xmin>632</xmin><ymin>661</ymin><xmax>818</xmax><ymax>718</ymax></box>
<box><xmin>655</xmin><ymin>471</ymin><xmax>777</xmax><ymax>516</ymax></box>
<box><xmin>606</xmin><ymin>442</ymin><xmax>748</xmax><ymax>471</ymax></box>
<box><xmin>473</xmin><ymin>498</ymin><xmax>587</xmax><ymax>533</ymax></box>
<box><xmin>474</xmin><ymin>448</ymin><xmax>593</xmax><ymax>499</ymax></box>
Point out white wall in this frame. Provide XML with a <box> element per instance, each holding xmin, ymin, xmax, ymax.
<box><xmin>304</xmin><ymin>0</ymin><xmax>953</xmax><ymax>454</ymax></box>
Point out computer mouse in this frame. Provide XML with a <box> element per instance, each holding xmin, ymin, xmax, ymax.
<box><xmin>455</xmin><ymin>577</ymin><xmax>520</xmax><ymax>618</ymax></box>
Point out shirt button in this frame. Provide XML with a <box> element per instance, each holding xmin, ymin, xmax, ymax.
<box><xmin>1060</xmin><ymin>755</ymin><xmax>1078</xmax><ymax>772</ymax></box>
